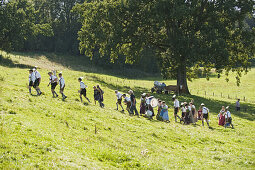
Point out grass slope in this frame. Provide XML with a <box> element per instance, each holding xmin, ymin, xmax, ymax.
<box><xmin>0</xmin><ymin>52</ymin><xmax>255</xmax><ymax>169</ymax></box>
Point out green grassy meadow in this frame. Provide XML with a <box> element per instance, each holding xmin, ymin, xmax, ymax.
<box><xmin>0</xmin><ymin>52</ymin><xmax>255</xmax><ymax>169</ymax></box>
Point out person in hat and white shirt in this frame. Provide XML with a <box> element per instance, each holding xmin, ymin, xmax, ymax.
<box><xmin>28</xmin><ymin>69</ymin><xmax>36</xmax><ymax>95</ymax></box>
<box><xmin>78</xmin><ymin>77</ymin><xmax>91</xmax><ymax>103</ymax></box>
<box><xmin>225</xmin><ymin>106</ymin><xmax>234</xmax><ymax>129</ymax></box>
<box><xmin>48</xmin><ymin>71</ymin><xmax>58</xmax><ymax>98</ymax></box>
<box><xmin>123</xmin><ymin>94</ymin><xmax>131</xmax><ymax>114</ymax></box>
<box><xmin>115</xmin><ymin>90</ymin><xmax>124</xmax><ymax>111</ymax></box>
<box><xmin>33</xmin><ymin>66</ymin><xmax>42</xmax><ymax>95</ymax></box>
<box><xmin>172</xmin><ymin>95</ymin><xmax>182</xmax><ymax>122</ymax></box>
<box><xmin>201</xmin><ymin>103</ymin><xmax>210</xmax><ymax>127</ymax></box>
<box><xmin>58</xmin><ymin>72</ymin><xmax>67</xmax><ymax>100</ymax></box>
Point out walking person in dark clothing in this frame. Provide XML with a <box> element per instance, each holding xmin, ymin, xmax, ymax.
<box><xmin>128</xmin><ymin>90</ymin><xmax>139</xmax><ymax>116</ymax></box>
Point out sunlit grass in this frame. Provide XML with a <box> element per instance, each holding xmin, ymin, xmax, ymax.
<box><xmin>0</xmin><ymin>52</ymin><xmax>254</xmax><ymax>169</ymax></box>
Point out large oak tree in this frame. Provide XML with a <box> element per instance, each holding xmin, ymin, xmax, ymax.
<box><xmin>77</xmin><ymin>0</ymin><xmax>255</xmax><ymax>94</ymax></box>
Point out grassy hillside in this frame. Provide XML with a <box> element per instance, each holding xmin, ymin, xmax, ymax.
<box><xmin>0</xmin><ymin>52</ymin><xmax>255</xmax><ymax>169</ymax></box>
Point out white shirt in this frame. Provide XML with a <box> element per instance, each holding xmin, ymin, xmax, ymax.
<box><xmin>202</xmin><ymin>107</ymin><xmax>209</xmax><ymax>114</ymax></box>
<box><xmin>162</xmin><ymin>105</ymin><xmax>168</xmax><ymax>109</ymax></box>
<box><xmin>49</xmin><ymin>75</ymin><xmax>57</xmax><ymax>83</ymax></box>
<box><xmin>188</xmin><ymin>106</ymin><xmax>192</xmax><ymax>112</ymax></box>
<box><xmin>80</xmin><ymin>81</ymin><xmax>86</xmax><ymax>89</ymax></box>
<box><xmin>225</xmin><ymin>111</ymin><xmax>231</xmax><ymax>118</ymax></box>
<box><xmin>236</xmin><ymin>101</ymin><xmax>240</xmax><ymax>107</ymax></box>
<box><xmin>192</xmin><ymin>105</ymin><xmax>196</xmax><ymax>109</ymax></box>
<box><xmin>174</xmin><ymin>99</ymin><xmax>180</xmax><ymax>108</ymax></box>
<box><xmin>59</xmin><ymin>77</ymin><xmax>65</xmax><ymax>88</ymax></box>
<box><xmin>125</xmin><ymin>96</ymin><xmax>131</xmax><ymax>102</ymax></box>
<box><xmin>116</xmin><ymin>92</ymin><xmax>122</xmax><ymax>99</ymax></box>
<box><xmin>181</xmin><ymin>107</ymin><xmax>186</xmax><ymax>112</ymax></box>
<box><xmin>34</xmin><ymin>70</ymin><xmax>41</xmax><ymax>79</ymax></box>
<box><xmin>29</xmin><ymin>72</ymin><xmax>36</xmax><ymax>83</ymax></box>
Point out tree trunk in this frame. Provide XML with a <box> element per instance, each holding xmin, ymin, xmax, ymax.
<box><xmin>177</xmin><ymin>61</ymin><xmax>190</xmax><ymax>94</ymax></box>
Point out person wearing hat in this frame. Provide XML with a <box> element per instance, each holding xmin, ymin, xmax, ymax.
<box><xmin>189</xmin><ymin>102</ymin><xmax>195</xmax><ymax>124</ymax></box>
<box><xmin>58</xmin><ymin>72</ymin><xmax>67</xmax><ymax>100</ymax></box>
<box><xmin>218</xmin><ymin>106</ymin><xmax>226</xmax><ymax>126</ymax></box>
<box><xmin>129</xmin><ymin>90</ymin><xmax>139</xmax><ymax>116</ymax></box>
<box><xmin>140</xmin><ymin>93</ymin><xmax>146</xmax><ymax>115</ymax></box>
<box><xmin>122</xmin><ymin>94</ymin><xmax>131</xmax><ymax>114</ymax></box>
<box><xmin>115</xmin><ymin>90</ymin><xmax>124</xmax><ymax>111</ymax></box>
<box><xmin>172</xmin><ymin>95</ymin><xmax>182</xmax><ymax>122</ymax></box>
<box><xmin>78</xmin><ymin>77</ymin><xmax>91</xmax><ymax>103</ymax></box>
<box><xmin>160</xmin><ymin>101</ymin><xmax>170</xmax><ymax>123</ymax></box>
<box><xmin>201</xmin><ymin>103</ymin><xmax>210</xmax><ymax>127</ymax></box>
<box><xmin>33</xmin><ymin>66</ymin><xmax>42</xmax><ymax>95</ymax></box>
<box><xmin>28</xmin><ymin>69</ymin><xmax>36</xmax><ymax>95</ymax></box>
<box><xmin>225</xmin><ymin>106</ymin><xmax>234</xmax><ymax>129</ymax></box>
<box><xmin>48</xmin><ymin>71</ymin><xmax>58</xmax><ymax>98</ymax></box>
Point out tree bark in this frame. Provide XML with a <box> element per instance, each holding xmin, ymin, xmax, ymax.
<box><xmin>177</xmin><ymin>60</ymin><xmax>190</xmax><ymax>94</ymax></box>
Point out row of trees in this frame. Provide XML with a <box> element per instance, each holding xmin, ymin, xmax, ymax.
<box><xmin>1</xmin><ymin>0</ymin><xmax>255</xmax><ymax>93</ymax></box>
<box><xmin>0</xmin><ymin>0</ymin><xmax>160</xmax><ymax>73</ymax></box>
<box><xmin>0</xmin><ymin>0</ymin><xmax>84</xmax><ymax>53</ymax></box>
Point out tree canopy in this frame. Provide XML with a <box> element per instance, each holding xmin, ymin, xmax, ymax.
<box><xmin>77</xmin><ymin>0</ymin><xmax>255</xmax><ymax>93</ymax></box>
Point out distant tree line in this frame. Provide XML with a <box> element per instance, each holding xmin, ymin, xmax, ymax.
<box><xmin>0</xmin><ymin>0</ymin><xmax>160</xmax><ymax>73</ymax></box>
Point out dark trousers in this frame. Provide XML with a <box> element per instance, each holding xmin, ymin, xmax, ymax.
<box><xmin>130</xmin><ymin>103</ymin><xmax>139</xmax><ymax>115</ymax></box>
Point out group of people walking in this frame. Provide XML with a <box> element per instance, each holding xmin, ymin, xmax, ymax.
<box><xmin>28</xmin><ymin>67</ymin><xmax>235</xmax><ymax>128</ymax></box>
<box><xmin>28</xmin><ymin>67</ymin><xmax>104</xmax><ymax>107</ymax></box>
<box><xmin>218</xmin><ymin>106</ymin><xmax>234</xmax><ymax>128</ymax></box>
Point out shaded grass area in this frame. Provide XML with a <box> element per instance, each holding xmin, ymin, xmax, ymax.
<box><xmin>9</xmin><ymin>51</ymin><xmax>160</xmax><ymax>79</ymax></box>
<box><xmin>0</xmin><ymin>54</ymin><xmax>31</xmax><ymax>68</ymax></box>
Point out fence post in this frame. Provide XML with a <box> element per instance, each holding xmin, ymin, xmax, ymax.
<box><xmin>244</xmin><ymin>97</ymin><xmax>246</xmax><ymax>102</ymax></box>
<box><xmin>221</xmin><ymin>92</ymin><xmax>222</xmax><ymax>98</ymax></box>
<box><xmin>228</xmin><ymin>94</ymin><xmax>230</xmax><ymax>99</ymax></box>
<box><xmin>205</xmin><ymin>91</ymin><xmax>206</xmax><ymax>96</ymax></box>
<box><xmin>213</xmin><ymin>92</ymin><xmax>214</xmax><ymax>96</ymax></box>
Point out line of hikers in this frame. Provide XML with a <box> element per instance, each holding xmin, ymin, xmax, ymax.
<box><xmin>115</xmin><ymin>92</ymin><xmax>234</xmax><ymax>128</ymax></box>
<box><xmin>28</xmin><ymin>67</ymin><xmax>234</xmax><ymax>128</ymax></box>
<box><xmin>28</xmin><ymin>67</ymin><xmax>104</xmax><ymax>107</ymax></box>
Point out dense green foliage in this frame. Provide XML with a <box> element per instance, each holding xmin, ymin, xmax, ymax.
<box><xmin>0</xmin><ymin>0</ymin><xmax>160</xmax><ymax>73</ymax></box>
<box><xmin>0</xmin><ymin>0</ymin><xmax>83</xmax><ymax>53</ymax></box>
<box><xmin>0</xmin><ymin>52</ymin><xmax>255</xmax><ymax>169</ymax></box>
<box><xmin>77</xmin><ymin>0</ymin><xmax>255</xmax><ymax>93</ymax></box>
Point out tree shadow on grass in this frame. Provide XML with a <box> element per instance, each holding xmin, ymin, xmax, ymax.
<box><xmin>0</xmin><ymin>54</ymin><xmax>31</xmax><ymax>68</ymax></box>
<box><xmin>151</xmin><ymin>93</ymin><xmax>255</xmax><ymax>121</ymax></box>
<box><xmin>11</xmin><ymin>51</ymin><xmax>160</xmax><ymax>80</ymax></box>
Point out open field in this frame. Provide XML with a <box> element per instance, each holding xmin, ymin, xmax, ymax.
<box><xmin>0</xmin><ymin>52</ymin><xmax>255</xmax><ymax>169</ymax></box>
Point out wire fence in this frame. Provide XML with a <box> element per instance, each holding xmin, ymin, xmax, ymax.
<box><xmin>190</xmin><ymin>89</ymin><xmax>254</xmax><ymax>104</ymax></box>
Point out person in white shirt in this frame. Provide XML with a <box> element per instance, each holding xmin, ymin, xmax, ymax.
<box><xmin>172</xmin><ymin>95</ymin><xmax>181</xmax><ymax>122</ymax></box>
<box><xmin>236</xmin><ymin>99</ymin><xmax>240</xmax><ymax>111</ymax></box>
<box><xmin>48</xmin><ymin>72</ymin><xmax>58</xmax><ymax>98</ymax></box>
<box><xmin>180</xmin><ymin>102</ymin><xmax>186</xmax><ymax>123</ymax></box>
<box><xmin>225</xmin><ymin>106</ymin><xmax>234</xmax><ymax>129</ymax></box>
<box><xmin>115</xmin><ymin>90</ymin><xmax>124</xmax><ymax>111</ymax></box>
<box><xmin>201</xmin><ymin>103</ymin><xmax>210</xmax><ymax>127</ymax></box>
<box><xmin>33</xmin><ymin>66</ymin><xmax>42</xmax><ymax>96</ymax></box>
<box><xmin>123</xmin><ymin>94</ymin><xmax>131</xmax><ymax>113</ymax></box>
<box><xmin>58</xmin><ymin>72</ymin><xmax>67</xmax><ymax>100</ymax></box>
<box><xmin>78</xmin><ymin>77</ymin><xmax>90</xmax><ymax>103</ymax></box>
<box><xmin>28</xmin><ymin>69</ymin><xmax>35</xmax><ymax>95</ymax></box>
